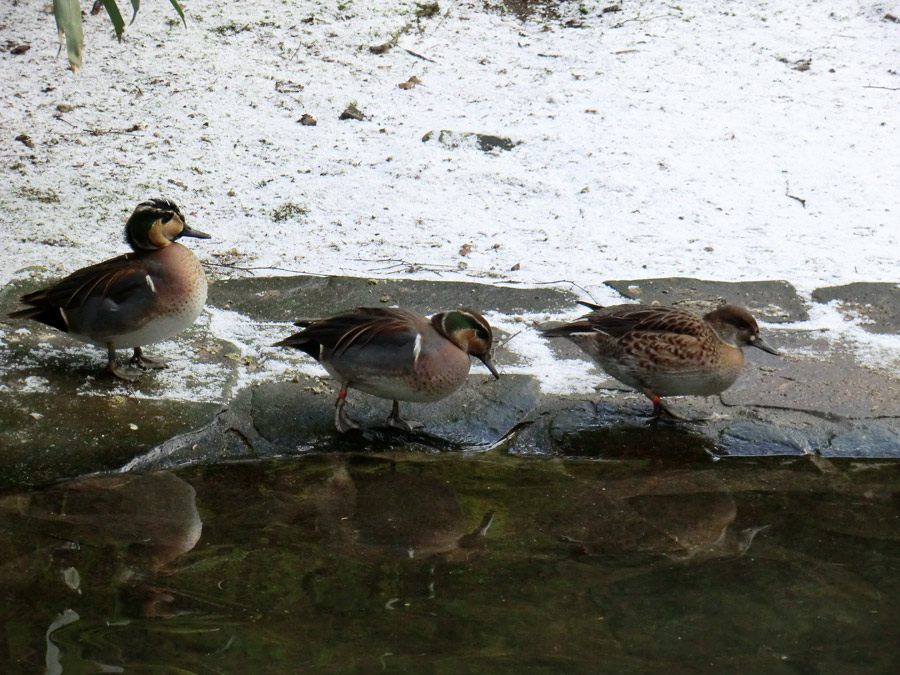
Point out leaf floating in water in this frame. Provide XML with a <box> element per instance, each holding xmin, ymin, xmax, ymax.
<box><xmin>63</xmin><ymin>566</ymin><xmax>81</xmax><ymax>593</ymax></box>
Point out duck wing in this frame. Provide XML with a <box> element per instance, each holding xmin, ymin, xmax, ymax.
<box><xmin>276</xmin><ymin>308</ymin><xmax>426</xmax><ymax>377</ymax></box>
<box><xmin>583</xmin><ymin>305</ymin><xmax>710</xmax><ymax>339</ymax></box>
<box><xmin>10</xmin><ymin>254</ymin><xmax>160</xmax><ymax>337</ymax></box>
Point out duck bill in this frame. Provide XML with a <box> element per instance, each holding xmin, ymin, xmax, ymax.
<box><xmin>180</xmin><ymin>223</ymin><xmax>211</xmax><ymax>239</ymax></box>
<box><xmin>752</xmin><ymin>337</ymin><xmax>780</xmax><ymax>356</ymax></box>
<box><xmin>477</xmin><ymin>353</ymin><xmax>500</xmax><ymax>379</ymax></box>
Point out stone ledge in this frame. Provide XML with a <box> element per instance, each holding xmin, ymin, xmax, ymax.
<box><xmin>207</xmin><ymin>274</ymin><xmax>578</xmax><ymax>321</ymax></box>
<box><xmin>3</xmin><ymin>274</ymin><xmax>900</xmax><ymax>488</ymax></box>
<box><xmin>811</xmin><ymin>282</ymin><xmax>900</xmax><ymax>334</ymax></box>
<box><xmin>604</xmin><ymin>277</ymin><xmax>809</xmax><ymax>323</ymax></box>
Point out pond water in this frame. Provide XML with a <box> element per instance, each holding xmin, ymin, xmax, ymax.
<box><xmin>1</xmin><ymin>452</ymin><xmax>898</xmax><ymax>674</ymax></box>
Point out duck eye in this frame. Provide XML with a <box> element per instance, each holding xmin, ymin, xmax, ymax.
<box><xmin>161</xmin><ymin>214</ymin><xmax>173</xmax><ymax>224</ymax></box>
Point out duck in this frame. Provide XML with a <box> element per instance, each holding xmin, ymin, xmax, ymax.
<box><xmin>7</xmin><ymin>198</ymin><xmax>210</xmax><ymax>381</ymax></box>
<box><xmin>541</xmin><ymin>302</ymin><xmax>779</xmax><ymax>420</ymax></box>
<box><xmin>274</xmin><ymin>307</ymin><xmax>499</xmax><ymax>433</ymax></box>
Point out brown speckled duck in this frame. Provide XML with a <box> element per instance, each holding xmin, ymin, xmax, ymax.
<box><xmin>275</xmin><ymin>307</ymin><xmax>499</xmax><ymax>433</ymax></box>
<box><xmin>8</xmin><ymin>198</ymin><xmax>210</xmax><ymax>381</ymax></box>
<box><xmin>542</xmin><ymin>302</ymin><xmax>779</xmax><ymax>419</ymax></box>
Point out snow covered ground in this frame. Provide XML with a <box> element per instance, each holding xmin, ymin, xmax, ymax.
<box><xmin>1</xmin><ymin>0</ymin><xmax>898</xmax><ymax>400</ymax></box>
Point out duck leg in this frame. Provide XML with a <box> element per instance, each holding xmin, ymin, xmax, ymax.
<box><xmin>648</xmin><ymin>394</ymin><xmax>709</xmax><ymax>423</ymax></box>
<box><xmin>334</xmin><ymin>386</ymin><xmax>361</xmax><ymax>433</ymax></box>
<box><xmin>386</xmin><ymin>400</ymin><xmax>425</xmax><ymax>432</ymax></box>
<box><xmin>106</xmin><ymin>344</ymin><xmax>141</xmax><ymax>381</ymax></box>
<box><xmin>130</xmin><ymin>346</ymin><xmax>168</xmax><ymax>370</ymax></box>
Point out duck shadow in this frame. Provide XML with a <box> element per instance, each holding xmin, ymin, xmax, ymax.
<box><xmin>510</xmin><ymin>400</ymin><xmax>719</xmax><ymax>462</ymax></box>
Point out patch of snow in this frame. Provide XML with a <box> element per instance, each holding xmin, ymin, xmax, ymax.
<box><xmin>2</xmin><ymin>0</ymin><xmax>897</xmax><ymax>291</ymax></box>
<box><xmin>484</xmin><ymin>310</ymin><xmax>600</xmax><ymax>394</ymax></box>
<box><xmin>17</xmin><ymin>375</ymin><xmax>52</xmax><ymax>393</ymax></box>
<box><xmin>776</xmin><ymin>301</ymin><xmax>900</xmax><ymax>375</ymax></box>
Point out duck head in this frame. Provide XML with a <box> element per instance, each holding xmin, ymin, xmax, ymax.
<box><xmin>704</xmin><ymin>304</ymin><xmax>780</xmax><ymax>355</ymax></box>
<box><xmin>432</xmin><ymin>308</ymin><xmax>500</xmax><ymax>378</ymax></box>
<box><xmin>125</xmin><ymin>198</ymin><xmax>210</xmax><ymax>251</ymax></box>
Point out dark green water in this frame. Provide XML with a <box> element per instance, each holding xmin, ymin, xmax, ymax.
<box><xmin>1</xmin><ymin>453</ymin><xmax>899</xmax><ymax>674</ymax></box>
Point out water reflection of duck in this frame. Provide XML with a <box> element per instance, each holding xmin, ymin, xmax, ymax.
<box><xmin>0</xmin><ymin>472</ymin><xmax>202</xmax><ymax>616</ymax></box>
<box><xmin>323</xmin><ymin>463</ymin><xmax>493</xmax><ymax>562</ymax></box>
<box><xmin>554</xmin><ymin>490</ymin><xmax>766</xmax><ymax>563</ymax></box>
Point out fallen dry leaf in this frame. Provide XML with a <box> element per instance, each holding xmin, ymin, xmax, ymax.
<box><xmin>339</xmin><ymin>104</ymin><xmax>366</xmax><ymax>121</ymax></box>
<box><xmin>276</xmin><ymin>80</ymin><xmax>304</xmax><ymax>93</ymax></box>
<box><xmin>370</xmin><ymin>40</ymin><xmax>396</xmax><ymax>55</ymax></box>
<box><xmin>398</xmin><ymin>76</ymin><xmax>421</xmax><ymax>90</ymax></box>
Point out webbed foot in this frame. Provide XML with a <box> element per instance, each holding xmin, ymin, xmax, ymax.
<box><xmin>107</xmin><ymin>345</ymin><xmax>141</xmax><ymax>381</ymax></box>
<box><xmin>130</xmin><ymin>347</ymin><xmax>168</xmax><ymax>370</ymax></box>
<box><xmin>108</xmin><ymin>360</ymin><xmax>142</xmax><ymax>381</ymax></box>
<box><xmin>649</xmin><ymin>395</ymin><xmax>709</xmax><ymax>423</ymax></box>
<box><xmin>386</xmin><ymin>400</ymin><xmax>425</xmax><ymax>432</ymax></box>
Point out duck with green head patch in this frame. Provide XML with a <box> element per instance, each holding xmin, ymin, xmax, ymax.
<box><xmin>8</xmin><ymin>198</ymin><xmax>210</xmax><ymax>381</ymax></box>
<box><xmin>275</xmin><ymin>307</ymin><xmax>500</xmax><ymax>433</ymax></box>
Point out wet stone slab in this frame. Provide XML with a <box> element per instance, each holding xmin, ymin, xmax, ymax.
<box><xmin>4</xmin><ymin>274</ymin><xmax>900</xmax><ymax>488</ymax></box>
<box><xmin>207</xmin><ymin>274</ymin><xmax>578</xmax><ymax>322</ymax></box>
<box><xmin>720</xmin><ymin>330</ymin><xmax>900</xmax><ymax>418</ymax></box>
<box><xmin>125</xmin><ymin>373</ymin><xmax>540</xmax><ymax>472</ymax></box>
<box><xmin>826</xmin><ymin>424</ymin><xmax>900</xmax><ymax>458</ymax></box>
<box><xmin>718</xmin><ymin>421</ymin><xmax>827</xmax><ymax>457</ymax></box>
<box><xmin>250</xmin><ymin>373</ymin><xmax>536</xmax><ymax>451</ymax></box>
<box><xmin>604</xmin><ymin>277</ymin><xmax>809</xmax><ymax>322</ymax></box>
<box><xmin>812</xmin><ymin>282</ymin><xmax>900</xmax><ymax>334</ymax></box>
<box><xmin>0</xmin><ymin>390</ymin><xmax>221</xmax><ymax>490</ymax></box>
<box><xmin>0</xmin><ymin>319</ymin><xmax>238</xmax><ymax>490</ymax></box>
<box><xmin>505</xmin><ymin>396</ymin><xmax>854</xmax><ymax>462</ymax></box>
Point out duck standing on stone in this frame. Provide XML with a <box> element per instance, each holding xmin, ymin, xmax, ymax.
<box><xmin>542</xmin><ymin>302</ymin><xmax>779</xmax><ymax>420</ymax></box>
<box><xmin>8</xmin><ymin>199</ymin><xmax>210</xmax><ymax>381</ymax></box>
<box><xmin>275</xmin><ymin>307</ymin><xmax>499</xmax><ymax>433</ymax></box>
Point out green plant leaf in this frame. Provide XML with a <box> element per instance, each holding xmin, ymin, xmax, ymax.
<box><xmin>129</xmin><ymin>0</ymin><xmax>140</xmax><ymax>25</ymax></box>
<box><xmin>101</xmin><ymin>0</ymin><xmax>126</xmax><ymax>42</ymax></box>
<box><xmin>168</xmin><ymin>0</ymin><xmax>187</xmax><ymax>27</ymax></box>
<box><xmin>53</xmin><ymin>0</ymin><xmax>83</xmax><ymax>71</ymax></box>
